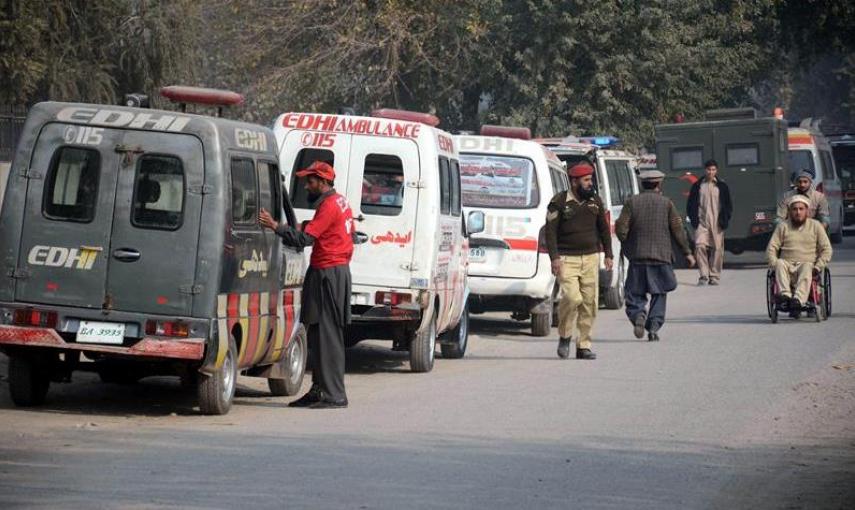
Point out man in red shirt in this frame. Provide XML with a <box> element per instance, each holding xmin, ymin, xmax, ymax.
<box><xmin>260</xmin><ymin>161</ymin><xmax>354</xmax><ymax>409</ymax></box>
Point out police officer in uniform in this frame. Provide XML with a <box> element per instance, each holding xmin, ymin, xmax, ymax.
<box><xmin>259</xmin><ymin>161</ymin><xmax>354</xmax><ymax>409</ymax></box>
<box><xmin>545</xmin><ymin>162</ymin><xmax>613</xmax><ymax>360</ymax></box>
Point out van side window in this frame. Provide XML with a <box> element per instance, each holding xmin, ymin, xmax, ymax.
<box><xmin>672</xmin><ymin>147</ymin><xmax>703</xmax><ymax>170</ymax></box>
<box><xmin>43</xmin><ymin>147</ymin><xmax>100</xmax><ymax>223</ymax></box>
<box><xmin>131</xmin><ymin>155</ymin><xmax>184</xmax><ymax>230</ymax></box>
<box><xmin>231</xmin><ymin>157</ymin><xmax>258</xmax><ymax>225</ymax></box>
<box><xmin>439</xmin><ymin>156</ymin><xmax>451</xmax><ymax>215</ymax></box>
<box><xmin>258</xmin><ymin>161</ymin><xmax>280</xmax><ymax>222</ymax></box>
<box><xmin>726</xmin><ymin>143</ymin><xmax>759</xmax><ymax>166</ymax></box>
<box><xmin>361</xmin><ymin>154</ymin><xmax>404</xmax><ymax>216</ymax></box>
<box><xmin>290</xmin><ymin>148</ymin><xmax>334</xmax><ymax>209</ymax></box>
<box><xmin>820</xmin><ymin>151</ymin><xmax>837</xmax><ymax>180</ymax></box>
<box><xmin>449</xmin><ymin>159</ymin><xmax>461</xmax><ymax>216</ymax></box>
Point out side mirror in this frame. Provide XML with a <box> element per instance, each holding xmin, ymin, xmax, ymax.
<box><xmin>466</xmin><ymin>210</ymin><xmax>485</xmax><ymax>235</ymax></box>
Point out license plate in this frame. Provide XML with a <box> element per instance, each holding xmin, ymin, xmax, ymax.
<box><xmin>77</xmin><ymin>321</ymin><xmax>125</xmax><ymax>345</ymax></box>
<box><xmin>469</xmin><ymin>247</ymin><xmax>486</xmax><ymax>262</ymax></box>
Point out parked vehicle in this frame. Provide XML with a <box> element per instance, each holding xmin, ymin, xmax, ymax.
<box><xmin>655</xmin><ymin>108</ymin><xmax>791</xmax><ymax>255</ymax></box>
<box><xmin>538</xmin><ymin>135</ymin><xmax>639</xmax><ymax>309</ymax></box>
<box><xmin>0</xmin><ymin>87</ymin><xmax>308</xmax><ymax>415</ymax></box>
<box><xmin>273</xmin><ymin>109</ymin><xmax>484</xmax><ymax>372</ymax></box>
<box><xmin>828</xmin><ymin>133</ymin><xmax>855</xmax><ymax>226</ymax></box>
<box><xmin>455</xmin><ymin>126</ymin><xmax>568</xmax><ymax>337</ymax></box>
<box><xmin>788</xmin><ymin>121</ymin><xmax>846</xmax><ymax>243</ymax></box>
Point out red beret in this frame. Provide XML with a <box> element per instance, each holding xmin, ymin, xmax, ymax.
<box><xmin>296</xmin><ymin>160</ymin><xmax>335</xmax><ymax>181</ymax></box>
<box><xmin>568</xmin><ymin>162</ymin><xmax>594</xmax><ymax>178</ymax></box>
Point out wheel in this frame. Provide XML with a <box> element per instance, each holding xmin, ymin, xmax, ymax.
<box><xmin>410</xmin><ymin>312</ymin><xmax>437</xmax><ymax>373</ymax></box>
<box><xmin>198</xmin><ymin>334</ymin><xmax>238</xmax><ymax>415</ymax></box>
<box><xmin>604</xmin><ymin>259</ymin><xmax>625</xmax><ymax>310</ymax></box>
<box><xmin>531</xmin><ymin>311</ymin><xmax>551</xmax><ymax>337</ymax></box>
<box><xmin>9</xmin><ymin>355</ymin><xmax>51</xmax><ymax>407</ymax></box>
<box><xmin>830</xmin><ymin>217</ymin><xmax>843</xmax><ymax>244</ymax></box>
<box><xmin>269</xmin><ymin>326</ymin><xmax>307</xmax><ymax>396</ymax></box>
<box><xmin>765</xmin><ymin>272</ymin><xmax>775</xmax><ymax>319</ymax></box>
<box><xmin>440</xmin><ymin>306</ymin><xmax>469</xmax><ymax>359</ymax></box>
<box><xmin>823</xmin><ymin>268</ymin><xmax>832</xmax><ymax>318</ymax></box>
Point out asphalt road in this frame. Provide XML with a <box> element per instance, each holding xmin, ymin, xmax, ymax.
<box><xmin>1</xmin><ymin>237</ymin><xmax>854</xmax><ymax>509</ymax></box>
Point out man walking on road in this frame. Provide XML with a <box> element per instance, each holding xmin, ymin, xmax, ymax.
<box><xmin>616</xmin><ymin>170</ymin><xmax>696</xmax><ymax>341</ymax></box>
<box><xmin>545</xmin><ymin>162</ymin><xmax>614</xmax><ymax>360</ymax></box>
<box><xmin>259</xmin><ymin>161</ymin><xmax>354</xmax><ymax>409</ymax></box>
<box><xmin>686</xmin><ymin>159</ymin><xmax>732</xmax><ymax>286</ymax></box>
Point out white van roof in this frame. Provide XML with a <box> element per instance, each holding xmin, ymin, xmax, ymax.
<box><xmin>455</xmin><ymin>134</ymin><xmax>563</xmax><ymax>165</ymax></box>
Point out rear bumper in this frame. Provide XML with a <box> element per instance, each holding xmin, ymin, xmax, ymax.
<box><xmin>0</xmin><ymin>325</ymin><xmax>205</xmax><ymax>360</ymax></box>
<box><xmin>468</xmin><ymin>269</ymin><xmax>555</xmax><ymax>300</ymax></box>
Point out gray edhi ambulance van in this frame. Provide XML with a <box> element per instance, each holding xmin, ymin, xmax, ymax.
<box><xmin>0</xmin><ymin>88</ymin><xmax>308</xmax><ymax>415</ymax></box>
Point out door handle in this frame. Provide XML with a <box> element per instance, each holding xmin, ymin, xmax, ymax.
<box><xmin>354</xmin><ymin>214</ymin><xmax>366</xmax><ymax>223</ymax></box>
<box><xmin>112</xmin><ymin>248</ymin><xmax>141</xmax><ymax>262</ymax></box>
<box><xmin>354</xmin><ymin>232</ymin><xmax>369</xmax><ymax>245</ymax></box>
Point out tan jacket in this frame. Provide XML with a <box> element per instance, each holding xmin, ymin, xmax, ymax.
<box><xmin>766</xmin><ymin>218</ymin><xmax>832</xmax><ymax>269</ymax></box>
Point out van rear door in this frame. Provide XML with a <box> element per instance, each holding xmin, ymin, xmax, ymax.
<box><xmin>346</xmin><ymin>136</ymin><xmax>420</xmax><ymax>289</ymax></box>
<box><xmin>105</xmin><ymin>130</ymin><xmax>204</xmax><ymax>316</ymax></box>
<box><xmin>15</xmin><ymin>123</ymin><xmax>124</xmax><ymax>309</ymax></box>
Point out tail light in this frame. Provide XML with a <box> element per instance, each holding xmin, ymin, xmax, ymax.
<box><xmin>538</xmin><ymin>226</ymin><xmax>549</xmax><ymax>253</ymax></box>
<box><xmin>375</xmin><ymin>292</ymin><xmax>412</xmax><ymax>306</ymax></box>
<box><xmin>13</xmin><ymin>308</ymin><xmax>58</xmax><ymax>328</ymax></box>
<box><xmin>145</xmin><ymin>320</ymin><xmax>189</xmax><ymax>337</ymax></box>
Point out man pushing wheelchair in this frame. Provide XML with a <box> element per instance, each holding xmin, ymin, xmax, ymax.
<box><xmin>766</xmin><ymin>195</ymin><xmax>832</xmax><ymax>320</ymax></box>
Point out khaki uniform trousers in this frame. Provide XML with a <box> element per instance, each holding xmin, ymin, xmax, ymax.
<box><xmin>557</xmin><ymin>253</ymin><xmax>599</xmax><ymax>350</ymax></box>
<box><xmin>774</xmin><ymin>259</ymin><xmax>814</xmax><ymax>303</ymax></box>
<box><xmin>695</xmin><ymin>226</ymin><xmax>724</xmax><ymax>280</ymax></box>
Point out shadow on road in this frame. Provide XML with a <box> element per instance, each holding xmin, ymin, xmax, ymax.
<box><xmin>667</xmin><ymin>314</ymin><xmax>771</xmax><ymax>325</ymax></box>
<box><xmin>469</xmin><ymin>315</ymin><xmax>534</xmax><ymax>338</ymax></box>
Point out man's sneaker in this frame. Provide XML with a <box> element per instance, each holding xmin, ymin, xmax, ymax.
<box><xmin>708</xmin><ymin>278</ymin><xmax>720</xmax><ymax>286</ymax></box>
<box><xmin>288</xmin><ymin>388</ymin><xmax>321</xmax><ymax>408</ymax></box>
<box><xmin>633</xmin><ymin>314</ymin><xmax>646</xmax><ymax>339</ymax></box>
<box><xmin>648</xmin><ymin>331</ymin><xmax>660</xmax><ymax>342</ymax></box>
<box><xmin>576</xmin><ymin>348</ymin><xmax>596</xmax><ymax>360</ymax></box>
<box><xmin>697</xmin><ymin>277</ymin><xmax>708</xmax><ymax>286</ymax></box>
<box><xmin>557</xmin><ymin>338</ymin><xmax>571</xmax><ymax>359</ymax></box>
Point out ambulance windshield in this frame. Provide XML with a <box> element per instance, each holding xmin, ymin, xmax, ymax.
<box><xmin>459</xmin><ymin>154</ymin><xmax>539</xmax><ymax>209</ymax></box>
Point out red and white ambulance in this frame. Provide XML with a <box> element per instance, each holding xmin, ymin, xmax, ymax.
<box><xmin>455</xmin><ymin>126</ymin><xmax>569</xmax><ymax>336</ymax></box>
<box><xmin>273</xmin><ymin>110</ymin><xmax>484</xmax><ymax>372</ymax></box>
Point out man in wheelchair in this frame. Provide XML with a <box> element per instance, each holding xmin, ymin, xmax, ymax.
<box><xmin>766</xmin><ymin>195</ymin><xmax>832</xmax><ymax>318</ymax></box>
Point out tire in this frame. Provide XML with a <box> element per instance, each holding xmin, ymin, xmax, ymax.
<box><xmin>604</xmin><ymin>259</ymin><xmax>625</xmax><ymax>310</ymax></box>
<box><xmin>766</xmin><ymin>271</ymin><xmax>778</xmax><ymax>323</ymax></box>
<box><xmin>830</xmin><ymin>228</ymin><xmax>843</xmax><ymax>244</ymax></box>
<box><xmin>268</xmin><ymin>326</ymin><xmax>307</xmax><ymax>396</ymax></box>
<box><xmin>9</xmin><ymin>355</ymin><xmax>51</xmax><ymax>407</ymax></box>
<box><xmin>531</xmin><ymin>310</ymin><xmax>551</xmax><ymax>337</ymax></box>
<box><xmin>410</xmin><ymin>313</ymin><xmax>437</xmax><ymax>373</ymax></box>
<box><xmin>440</xmin><ymin>306</ymin><xmax>469</xmax><ymax>359</ymax></box>
<box><xmin>198</xmin><ymin>335</ymin><xmax>238</xmax><ymax>415</ymax></box>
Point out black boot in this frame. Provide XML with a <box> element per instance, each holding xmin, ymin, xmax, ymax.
<box><xmin>648</xmin><ymin>331</ymin><xmax>660</xmax><ymax>342</ymax></box>
<box><xmin>557</xmin><ymin>337</ymin><xmax>571</xmax><ymax>359</ymax></box>
<box><xmin>288</xmin><ymin>386</ymin><xmax>321</xmax><ymax>407</ymax></box>
<box><xmin>633</xmin><ymin>314</ymin><xmax>646</xmax><ymax>339</ymax></box>
<box><xmin>576</xmin><ymin>348</ymin><xmax>596</xmax><ymax>360</ymax></box>
<box><xmin>789</xmin><ymin>297</ymin><xmax>802</xmax><ymax>319</ymax></box>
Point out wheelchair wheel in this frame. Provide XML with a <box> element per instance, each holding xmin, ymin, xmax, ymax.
<box><xmin>822</xmin><ymin>268</ymin><xmax>831</xmax><ymax>318</ymax></box>
<box><xmin>766</xmin><ymin>271</ymin><xmax>777</xmax><ymax>323</ymax></box>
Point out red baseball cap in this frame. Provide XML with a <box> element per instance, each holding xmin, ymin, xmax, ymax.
<box><xmin>296</xmin><ymin>160</ymin><xmax>335</xmax><ymax>181</ymax></box>
<box><xmin>568</xmin><ymin>162</ymin><xmax>594</xmax><ymax>178</ymax></box>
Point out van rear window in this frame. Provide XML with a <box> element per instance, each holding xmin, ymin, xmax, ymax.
<box><xmin>672</xmin><ymin>147</ymin><xmax>703</xmax><ymax>170</ymax></box>
<box><xmin>361</xmin><ymin>154</ymin><xmax>405</xmax><ymax>216</ymax></box>
<box><xmin>43</xmin><ymin>147</ymin><xmax>100</xmax><ymax>222</ymax></box>
<box><xmin>788</xmin><ymin>150</ymin><xmax>815</xmax><ymax>178</ymax></box>
<box><xmin>459</xmin><ymin>154</ymin><xmax>539</xmax><ymax>209</ymax></box>
<box><xmin>132</xmin><ymin>155</ymin><xmax>184</xmax><ymax>230</ymax></box>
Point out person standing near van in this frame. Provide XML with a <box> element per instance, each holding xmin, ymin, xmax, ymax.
<box><xmin>259</xmin><ymin>160</ymin><xmax>354</xmax><ymax>409</ymax></box>
<box><xmin>686</xmin><ymin>159</ymin><xmax>732</xmax><ymax>286</ymax></box>
<box><xmin>545</xmin><ymin>162</ymin><xmax>613</xmax><ymax>360</ymax></box>
<box><xmin>775</xmin><ymin>169</ymin><xmax>830</xmax><ymax>228</ymax></box>
<box><xmin>616</xmin><ymin>171</ymin><xmax>696</xmax><ymax>341</ymax></box>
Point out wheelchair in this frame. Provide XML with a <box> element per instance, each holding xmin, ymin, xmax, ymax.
<box><xmin>765</xmin><ymin>266</ymin><xmax>831</xmax><ymax>323</ymax></box>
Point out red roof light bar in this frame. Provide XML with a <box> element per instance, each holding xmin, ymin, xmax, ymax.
<box><xmin>480</xmin><ymin>125</ymin><xmax>531</xmax><ymax>140</ymax></box>
<box><xmin>160</xmin><ymin>86</ymin><xmax>244</xmax><ymax>107</ymax></box>
<box><xmin>371</xmin><ymin>108</ymin><xmax>440</xmax><ymax>127</ymax></box>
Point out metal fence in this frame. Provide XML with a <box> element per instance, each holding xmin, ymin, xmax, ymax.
<box><xmin>0</xmin><ymin>104</ymin><xmax>28</xmax><ymax>162</ymax></box>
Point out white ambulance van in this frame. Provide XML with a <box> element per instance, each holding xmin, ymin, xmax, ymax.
<box><xmin>788</xmin><ymin>122</ymin><xmax>845</xmax><ymax>243</ymax></box>
<box><xmin>537</xmin><ymin>136</ymin><xmax>639</xmax><ymax>309</ymax></box>
<box><xmin>273</xmin><ymin>110</ymin><xmax>484</xmax><ymax>372</ymax></box>
<box><xmin>455</xmin><ymin>126</ymin><xmax>568</xmax><ymax>336</ymax></box>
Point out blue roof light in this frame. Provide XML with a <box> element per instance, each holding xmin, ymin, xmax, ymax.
<box><xmin>581</xmin><ymin>135</ymin><xmax>620</xmax><ymax>147</ymax></box>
